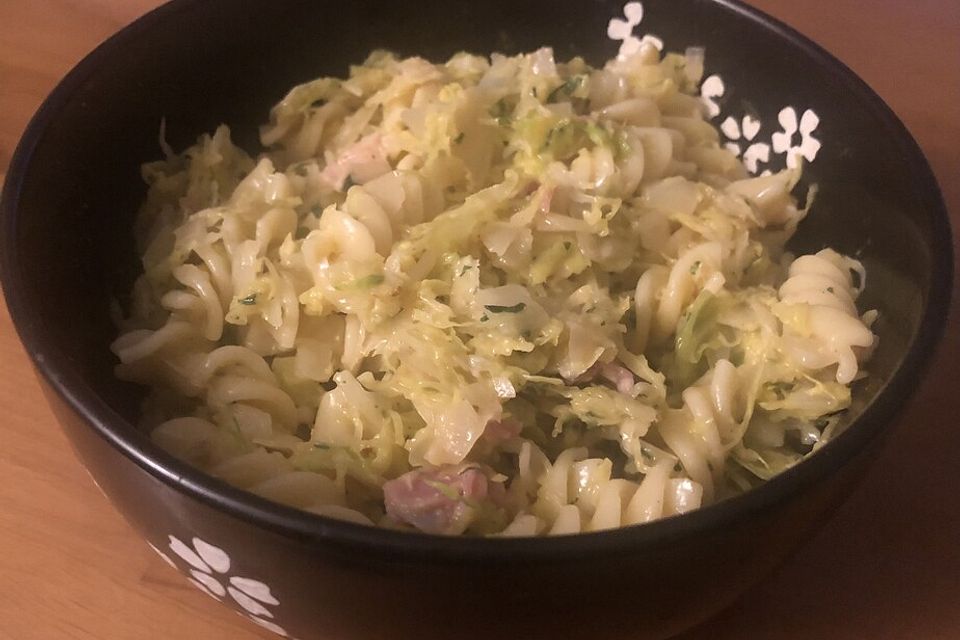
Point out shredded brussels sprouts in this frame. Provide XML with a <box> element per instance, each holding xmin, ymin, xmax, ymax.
<box><xmin>114</xmin><ymin>44</ymin><xmax>876</xmax><ymax>536</ymax></box>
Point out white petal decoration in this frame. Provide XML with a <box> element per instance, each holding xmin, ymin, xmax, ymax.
<box><xmin>148</xmin><ymin>543</ymin><xmax>176</xmax><ymax>569</ymax></box>
<box><xmin>193</xmin><ymin>537</ymin><xmax>231</xmax><ymax>574</ymax></box>
<box><xmin>741</xmin><ymin>114</ymin><xmax>761</xmax><ymax>140</ymax></box>
<box><xmin>607</xmin><ymin>18</ymin><xmax>632</xmax><ymax>40</ymax></box>
<box><xmin>623</xmin><ymin>1</ymin><xmax>644</xmax><ymax>25</ymax></box>
<box><xmin>801</xmin><ymin>135</ymin><xmax>822</xmax><ymax>162</ymax></box>
<box><xmin>778</xmin><ymin>106</ymin><xmax>799</xmax><ymax>134</ymax></box>
<box><xmin>721</xmin><ymin>117</ymin><xmax>740</xmax><ymax>140</ymax></box>
<box><xmin>229</xmin><ymin>586</ymin><xmax>274</xmax><ymax>618</ymax></box>
<box><xmin>619</xmin><ymin>36</ymin><xmax>643</xmax><ymax>58</ymax></box>
<box><xmin>190</xmin><ymin>569</ymin><xmax>227</xmax><ymax>597</ymax></box>
<box><xmin>188</xmin><ymin>577</ymin><xmax>222</xmax><ymax>601</ymax></box>
<box><xmin>771</xmin><ymin>130</ymin><xmax>792</xmax><ymax>154</ymax></box>
<box><xmin>249</xmin><ymin>616</ymin><xmax>290</xmax><ymax>637</ymax></box>
<box><xmin>230</xmin><ymin>576</ymin><xmax>280</xmax><ymax>606</ymax></box>
<box><xmin>169</xmin><ymin>535</ymin><xmax>210</xmax><ymax>573</ymax></box>
<box><xmin>743</xmin><ymin>142</ymin><xmax>771</xmax><ymax>173</ymax></box>
<box><xmin>640</xmin><ymin>34</ymin><xmax>664</xmax><ymax>51</ymax></box>
<box><xmin>798</xmin><ymin>109</ymin><xmax>822</xmax><ymax>163</ymax></box>
<box><xmin>799</xmin><ymin>109</ymin><xmax>820</xmax><ymax>135</ymax></box>
<box><xmin>700</xmin><ymin>75</ymin><xmax>725</xmax><ymax>118</ymax></box>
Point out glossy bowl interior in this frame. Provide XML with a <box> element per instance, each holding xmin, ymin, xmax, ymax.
<box><xmin>0</xmin><ymin>1</ymin><xmax>952</xmax><ymax>639</ymax></box>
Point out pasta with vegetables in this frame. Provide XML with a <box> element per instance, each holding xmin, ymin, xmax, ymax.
<box><xmin>112</xmin><ymin>44</ymin><xmax>876</xmax><ymax>536</ymax></box>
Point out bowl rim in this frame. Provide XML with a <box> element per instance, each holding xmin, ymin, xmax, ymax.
<box><xmin>0</xmin><ymin>0</ymin><xmax>953</xmax><ymax>562</ymax></box>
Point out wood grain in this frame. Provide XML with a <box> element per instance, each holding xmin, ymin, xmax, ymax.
<box><xmin>0</xmin><ymin>1</ymin><xmax>957</xmax><ymax>639</ymax></box>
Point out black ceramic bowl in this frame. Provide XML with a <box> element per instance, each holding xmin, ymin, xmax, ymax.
<box><xmin>0</xmin><ymin>1</ymin><xmax>952</xmax><ymax>639</ymax></box>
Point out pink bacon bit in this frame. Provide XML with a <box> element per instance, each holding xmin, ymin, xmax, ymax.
<box><xmin>318</xmin><ymin>133</ymin><xmax>388</xmax><ymax>191</ymax></box>
<box><xmin>481</xmin><ymin>417</ymin><xmax>523</xmax><ymax>446</ymax></box>
<box><xmin>600</xmin><ymin>362</ymin><xmax>636</xmax><ymax>395</ymax></box>
<box><xmin>568</xmin><ymin>361</ymin><xmax>637</xmax><ymax>395</ymax></box>
<box><xmin>382</xmin><ymin>466</ymin><xmax>489</xmax><ymax>535</ymax></box>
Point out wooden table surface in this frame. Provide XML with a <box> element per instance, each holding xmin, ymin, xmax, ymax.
<box><xmin>1</xmin><ymin>1</ymin><xmax>958</xmax><ymax>639</ymax></box>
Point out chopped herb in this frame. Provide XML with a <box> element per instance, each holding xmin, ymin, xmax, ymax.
<box><xmin>309</xmin><ymin>98</ymin><xmax>327</xmax><ymax>108</ymax></box>
<box><xmin>357</xmin><ymin>274</ymin><xmax>385</xmax><ymax>288</ymax></box>
<box><xmin>484</xmin><ymin>302</ymin><xmax>527</xmax><ymax>314</ymax></box>
<box><xmin>454</xmin><ymin>132</ymin><xmax>465</xmax><ymax>144</ymax></box>
<box><xmin>614</xmin><ymin>130</ymin><xmax>632</xmax><ymax>159</ymax></box>
<box><xmin>335</xmin><ymin>273</ymin><xmax>385</xmax><ymax>291</ymax></box>
<box><xmin>766</xmin><ymin>380</ymin><xmax>795</xmax><ymax>400</ymax></box>
<box><xmin>540</xmin><ymin>119</ymin><xmax>573</xmax><ymax>153</ymax></box>
<box><xmin>238</xmin><ymin>294</ymin><xmax>257</xmax><ymax>306</ymax></box>
<box><xmin>490</xmin><ymin>98</ymin><xmax>511</xmax><ymax>125</ymax></box>
<box><xmin>826</xmin><ymin>286</ymin><xmax>835</xmax><ymax>294</ymax></box>
<box><xmin>310</xmin><ymin>204</ymin><xmax>324</xmax><ymax>217</ymax></box>
<box><xmin>294</xmin><ymin>164</ymin><xmax>309</xmax><ymax>177</ymax></box>
<box><xmin>458</xmin><ymin>264</ymin><xmax>474</xmax><ymax>276</ymax></box>
<box><xmin>563</xmin><ymin>241</ymin><xmax>572</xmax><ymax>250</ymax></box>
<box><xmin>690</xmin><ymin>260</ymin><xmax>701</xmax><ymax>275</ymax></box>
<box><xmin>547</xmin><ymin>75</ymin><xmax>583</xmax><ymax>103</ymax></box>
<box><xmin>480</xmin><ymin>314</ymin><xmax>489</xmax><ymax>322</ymax></box>
<box><xmin>313</xmin><ymin>443</ymin><xmax>331</xmax><ymax>450</ymax></box>
<box><xmin>814</xmin><ymin>417</ymin><xmax>830</xmax><ymax>430</ymax></box>
<box><xmin>584</xmin><ymin>122</ymin><xmax>611</xmax><ymax>148</ymax></box>
<box><xmin>640</xmin><ymin>446</ymin><xmax>654</xmax><ymax>463</ymax></box>
<box><xmin>674</xmin><ymin>461</ymin><xmax>684</xmax><ymax>472</ymax></box>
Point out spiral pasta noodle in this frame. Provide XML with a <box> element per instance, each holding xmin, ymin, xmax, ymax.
<box><xmin>112</xmin><ymin>44</ymin><xmax>875</xmax><ymax>535</ymax></box>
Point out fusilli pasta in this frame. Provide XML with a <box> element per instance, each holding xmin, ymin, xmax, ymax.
<box><xmin>112</xmin><ymin>44</ymin><xmax>875</xmax><ymax>535</ymax></box>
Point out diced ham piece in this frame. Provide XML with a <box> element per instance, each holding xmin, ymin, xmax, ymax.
<box><xmin>481</xmin><ymin>417</ymin><xmax>523</xmax><ymax>445</ymax></box>
<box><xmin>383</xmin><ymin>466</ymin><xmax>488</xmax><ymax>535</ymax></box>
<box><xmin>568</xmin><ymin>361</ymin><xmax>637</xmax><ymax>395</ymax></box>
<box><xmin>600</xmin><ymin>362</ymin><xmax>636</xmax><ymax>395</ymax></box>
<box><xmin>319</xmin><ymin>133</ymin><xmax>391</xmax><ymax>191</ymax></box>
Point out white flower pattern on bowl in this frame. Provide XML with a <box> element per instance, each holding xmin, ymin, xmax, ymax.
<box><xmin>610</xmin><ymin>1</ymin><xmax>822</xmax><ymax>175</ymax></box>
<box><xmin>607</xmin><ymin>1</ymin><xmax>663</xmax><ymax>59</ymax></box>
<box><xmin>149</xmin><ymin>535</ymin><xmax>296</xmax><ymax>638</ymax></box>
<box><xmin>699</xmin><ymin>74</ymin><xmax>726</xmax><ymax>118</ymax></box>
<box><xmin>721</xmin><ymin>114</ymin><xmax>771</xmax><ymax>174</ymax></box>
<box><xmin>772</xmin><ymin>106</ymin><xmax>822</xmax><ymax>169</ymax></box>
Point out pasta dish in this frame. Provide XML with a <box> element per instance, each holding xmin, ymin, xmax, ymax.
<box><xmin>112</xmin><ymin>44</ymin><xmax>876</xmax><ymax>535</ymax></box>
